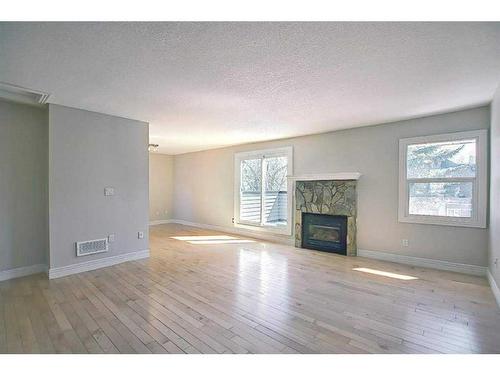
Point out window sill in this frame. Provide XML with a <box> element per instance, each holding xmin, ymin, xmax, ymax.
<box><xmin>234</xmin><ymin>222</ymin><xmax>292</xmax><ymax>236</ymax></box>
<box><xmin>398</xmin><ymin>215</ymin><xmax>486</xmax><ymax>228</ymax></box>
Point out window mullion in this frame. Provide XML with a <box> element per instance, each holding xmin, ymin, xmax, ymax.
<box><xmin>407</xmin><ymin>177</ymin><xmax>476</xmax><ymax>184</ymax></box>
<box><xmin>260</xmin><ymin>157</ymin><xmax>266</xmax><ymax>226</ymax></box>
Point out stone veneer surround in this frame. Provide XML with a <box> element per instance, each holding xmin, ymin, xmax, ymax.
<box><xmin>295</xmin><ymin>180</ymin><xmax>358</xmax><ymax>256</ymax></box>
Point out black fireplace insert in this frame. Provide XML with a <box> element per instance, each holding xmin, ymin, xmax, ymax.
<box><xmin>301</xmin><ymin>213</ymin><xmax>347</xmax><ymax>255</ymax></box>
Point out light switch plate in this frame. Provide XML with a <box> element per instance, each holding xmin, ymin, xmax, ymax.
<box><xmin>138</xmin><ymin>231</ymin><xmax>144</xmax><ymax>239</ymax></box>
<box><xmin>104</xmin><ymin>187</ymin><xmax>115</xmax><ymax>196</ymax></box>
<box><xmin>108</xmin><ymin>234</ymin><xmax>115</xmax><ymax>243</ymax></box>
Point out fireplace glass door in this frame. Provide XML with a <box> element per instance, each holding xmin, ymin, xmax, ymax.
<box><xmin>301</xmin><ymin>213</ymin><xmax>347</xmax><ymax>255</ymax></box>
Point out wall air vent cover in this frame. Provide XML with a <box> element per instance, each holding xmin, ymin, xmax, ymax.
<box><xmin>0</xmin><ymin>82</ymin><xmax>50</xmax><ymax>106</ymax></box>
<box><xmin>76</xmin><ymin>238</ymin><xmax>108</xmax><ymax>257</ymax></box>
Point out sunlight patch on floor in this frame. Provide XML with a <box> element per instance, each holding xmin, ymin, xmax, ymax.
<box><xmin>171</xmin><ymin>235</ymin><xmax>236</xmax><ymax>241</ymax></box>
<box><xmin>171</xmin><ymin>235</ymin><xmax>255</xmax><ymax>245</ymax></box>
<box><xmin>352</xmin><ymin>267</ymin><xmax>418</xmax><ymax>280</ymax></box>
<box><xmin>186</xmin><ymin>239</ymin><xmax>255</xmax><ymax>244</ymax></box>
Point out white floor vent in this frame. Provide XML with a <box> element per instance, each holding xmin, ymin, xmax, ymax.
<box><xmin>76</xmin><ymin>238</ymin><xmax>108</xmax><ymax>257</ymax></box>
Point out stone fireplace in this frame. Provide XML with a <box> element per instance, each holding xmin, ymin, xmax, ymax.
<box><xmin>292</xmin><ymin>175</ymin><xmax>359</xmax><ymax>256</ymax></box>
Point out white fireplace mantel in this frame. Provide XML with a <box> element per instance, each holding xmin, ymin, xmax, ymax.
<box><xmin>287</xmin><ymin>173</ymin><xmax>361</xmax><ymax>182</ymax></box>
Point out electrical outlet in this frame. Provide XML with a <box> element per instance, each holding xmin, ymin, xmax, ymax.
<box><xmin>401</xmin><ymin>239</ymin><xmax>409</xmax><ymax>247</ymax></box>
<box><xmin>138</xmin><ymin>231</ymin><xmax>144</xmax><ymax>239</ymax></box>
<box><xmin>495</xmin><ymin>258</ymin><xmax>499</xmax><ymax>267</ymax></box>
<box><xmin>108</xmin><ymin>234</ymin><xmax>115</xmax><ymax>243</ymax></box>
<box><xmin>232</xmin><ymin>217</ymin><xmax>235</xmax><ymax>224</ymax></box>
<box><xmin>104</xmin><ymin>187</ymin><xmax>115</xmax><ymax>196</ymax></box>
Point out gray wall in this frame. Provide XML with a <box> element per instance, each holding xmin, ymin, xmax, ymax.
<box><xmin>174</xmin><ymin>106</ymin><xmax>490</xmax><ymax>267</ymax></box>
<box><xmin>489</xmin><ymin>88</ymin><xmax>500</xmax><ymax>285</ymax></box>
<box><xmin>149</xmin><ymin>153</ymin><xmax>174</xmax><ymax>222</ymax></box>
<box><xmin>0</xmin><ymin>100</ymin><xmax>48</xmax><ymax>271</ymax></box>
<box><xmin>48</xmin><ymin>104</ymin><xmax>149</xmax><ymax>269</ymax></box>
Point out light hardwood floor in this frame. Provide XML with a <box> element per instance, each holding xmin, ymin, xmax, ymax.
<box><xmin>1</xmin><ymin>223</ymin><xmax>499</xmax><ymax>354</ymax></box>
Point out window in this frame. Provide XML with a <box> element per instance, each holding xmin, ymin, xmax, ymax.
<box><xmin>234</xmin><ymin>147</ymin><xmax>293</xmax><ymax>235</ymax></box>
<box><xmin>398</xmin><ymin>130</ymin><xmax>487</xmax><ymax>228</ymax></box>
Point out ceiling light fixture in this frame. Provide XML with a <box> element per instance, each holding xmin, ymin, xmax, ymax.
<box><xmin>148</xmin><ymin>144</ymin><xmax>159</xmax><ymax>152</ymax></box>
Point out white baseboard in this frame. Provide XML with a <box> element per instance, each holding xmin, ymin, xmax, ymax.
<box><xmin>169</xmin><ymin>219</ymin><xmax>294</xmax><ymax>245</ymax></box>
<box><xmin>0</xmin><ymin>264</ymin><xmax>47</xmax><ymax>282</ymax></box>
<box><xmin>358</xmin><ymin>249</ymin><xmax>487</xmax><ymax>276</ymax></box>
<box><xmin>48</xmin><ymin>249</ymin><xmax>150</xmax><ymax>279</ymax></box>
<box><xmin>149</xmin><ymin>219</ymin><xmax>174</xmax><ymax>226</ymax></box>
<box><xmin>487</xmin><ymin>269</ymin><xmax>500</xmax><ymax>308</ymax></box>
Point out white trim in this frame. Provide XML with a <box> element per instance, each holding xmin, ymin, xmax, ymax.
<box><xmin>170</xmin><ymin>219</ymin><xmax>294</xmax><ymax>245</ymax></box>
<box><xmin>487</xmin><ymin>269</ymin><xmax>500</xmax><ymax>309</ymax></box>
<box><xmin>0</xmin><ymin>264</ymin><xmax>47</xmax><ymax>282</ymax></box>
<box><xmin>398</xmin><ymin>129</ymin><xmax>488</xmax><ymax>228</ymax></box>
<box><xmin>233</xmin><ymin>146</ymin><xmax>294</xmax><ymax>159</ymax></box>
<box><xmin>48</xmin><ymin>249</ymin><xmax>150</xmax><ymax>279</ymax></box>
<box><xmin>287</xmin><ymin>172</ymin><xmax>361</xmax><ymax>182</ymax></box>
<box><xmin>233</xmin><ymin>220</ymin><xmax>292</xmax><ymax>236</ymax></box>
<box><xmin>149</xmin><ymin>219</ymin><xmax>174</xmax><ymax>226</ymax></box>
<box><xmin>234</xmin><ymin>146</ymin><xmax>294</xmax><ymax>236</ymax></box>
<box><xmin>0</xmin><ymin>81</ymin><xmax>50</xmax><ymax>106</ymax></box>
<box><xmin>358</xmin><ymin>249</ymin><xmax>487</xmax><ymax>276</ymax></box>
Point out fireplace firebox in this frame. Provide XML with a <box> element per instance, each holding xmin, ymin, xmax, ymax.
<box><xmin>301</xmin><ymin>213</ymin><xmax>347</xmax><ymax>255</ymax></box>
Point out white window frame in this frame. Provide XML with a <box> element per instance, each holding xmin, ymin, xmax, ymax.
<box><xmin>398</xmin><ymin>129</ymin><xmax>487</xmax><ymax>228</ymax></box>
<box><xmin>234</xmin><ymin>146</ymin><xmax>293</xmax><ymax>235</ymax></box>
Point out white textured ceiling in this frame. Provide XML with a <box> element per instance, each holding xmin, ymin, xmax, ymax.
<box><xmin>1</xmin><ymin>22</ymin><xmax>500</xmax><ymax>154</ymax></box>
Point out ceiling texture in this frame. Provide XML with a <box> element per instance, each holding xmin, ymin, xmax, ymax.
<box><xmin>1</xmin><ymin>22</ymin><xmax>500</xmax><ymax>154</ymax></box>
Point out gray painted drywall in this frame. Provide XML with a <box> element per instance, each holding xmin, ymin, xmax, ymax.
<box><xmin>48</xmin><ymin>104</ymin><xmax>149</xmax><ymax>269</ymax></box>
<box><xmin>173</xmin><ymin>106</ymin><xmax>490</xmax><ymax>267</ymax></box>
<box><xmin>0</xmin><ymin>100</ymin><xmax>48</xmax><ymax>271</ymax></box>
<box><xmin>489</xmin><ymin>87</ymin><xmax>500</xmax><ymax>285</ymax></box>
<box><xmin>149</xmin><ymin>153</ymin><xmax>174</xmax><ymax>221</ymax></box>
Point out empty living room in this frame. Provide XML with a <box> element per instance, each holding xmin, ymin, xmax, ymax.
<box><xmin>2</xmin><ymin>1</ymin><xmax>500</xmax><ymax>373</ymax></box>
